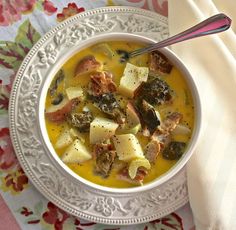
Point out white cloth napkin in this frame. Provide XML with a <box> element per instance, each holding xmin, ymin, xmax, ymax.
<box><xmin>168</xmin><ymin>0</ymin><xmax>236</xmax><ymax>229</ymax></box>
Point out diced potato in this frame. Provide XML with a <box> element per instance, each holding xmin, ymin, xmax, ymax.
<box><xmin>120</xmin><ymin>123</ymin><xmax>141</xmax><ymax>135</ymax></box>
<box><xmin>128</xmin><ymin>124</ymin><xmax>141</xmax><ymax>134</ymax></box>
<box><xmin>91</xmin><ymin>43</ymin><xmax>114</xmax><ymax>59</ymax></box>
<box><xmin>55</xmin><ymin>129</ymin><xmax>73</xmax><ymax>149</ymax></box>
<box><xmin>69</xmin><ymin>128</ymin><xmax>85</xmax><ymax>143</ymax></box>
<box><xmin>119</xmin><ymin>63</ymin><xmax>149</xmax><ymax>98</ymax></box>
<box><xmin>90</xmin><ymin>117</ymin><xmax>119</xmax><ymax>144</ymax></box>
<box><xmin>112</xmin><ymin>134</ymin><xmax>144</xmax><ymax>162</ymax></box>
<box><xmin>115</xmin><ymin>95</ymin><xmax>128</xmax><ymax>109</ymax></box>
<box><xmin>61</xmin><ymin>139</ymin><xmax>91</xmax><ymax>164</ymax></box>
<box><xmin>118</xmin><ymin>103</ymin><xmax>141</xmax><ymax>135</ymax></box>
<box><xmin>69</xmin><ymin>128</ymin><xmax>79</xmax><ymax>138</ymax></box>
<box><xmin>66</xmin><ymin>86</ymin><xmax>84</xmax><ymax>100</ymax></box>
<box><xmin>128</xmin><ymin>158</ymin><xmax>151</xmax><ymax>179</ymax></box>
<box><xmin>55</xmin><ymin>127</ymin><xmax>86</xmax><ymax>149</ymax></box>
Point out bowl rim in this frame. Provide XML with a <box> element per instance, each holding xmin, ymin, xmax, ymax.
<box><xmin>39</xmin><ymin>32</ymin><xmax>202</xmax><ymax>194</ymax></box>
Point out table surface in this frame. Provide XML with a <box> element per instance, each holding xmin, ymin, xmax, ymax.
<box><xmin>0</xmin><ymin>1</ymin><xmax>195</xmax><ymax>229</ymax></box>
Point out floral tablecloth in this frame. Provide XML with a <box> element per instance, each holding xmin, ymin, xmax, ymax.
<box><xmin>0</xmin><ymin>1</ymin><xmax>195</xmax><ymax>229</ymax></box>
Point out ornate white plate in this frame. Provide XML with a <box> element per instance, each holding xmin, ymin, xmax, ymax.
<box><xmin>9</xmin><ymin>7</ymin><xmax>188</xmax><ymax>225</ymax></box>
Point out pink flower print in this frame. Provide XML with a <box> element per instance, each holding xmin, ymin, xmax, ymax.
<box><xmin>42</xmin><ymin>202</ymin><xmax>69</xmax><ymax>230</ymax></box>
<box><xmin>0</xmin><ymin>0</ymin><xmax>57</xmax><ymax>26</ymax></box>
<box><xmin>0</xmin><ymin>128</ymin><xmax>18</xmax><ymax>170</ymax></box>
<box><xmin>0</xmin><ymin>0</ymin><xmax>36</xmax><ymax>26</ymax></box>
<box><xmin>2</xmin><ymin>167</ymin><xmax>28</xmax><ymax>193</ymax></box>
<box><xmin>43</xmin><ymin>0</ymin><xmax>57</xmax><ymax>16</ymax></box>
<box><xmin>57</xmin><ymin>3</ymin><xmax>85</xmax><ymax>22</ymax></box>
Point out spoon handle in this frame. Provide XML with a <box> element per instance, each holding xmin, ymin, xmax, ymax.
<box><xmin>129</xmin><ymin>13</ymin><xmax>231</xmax><ymax>58</ymax></box>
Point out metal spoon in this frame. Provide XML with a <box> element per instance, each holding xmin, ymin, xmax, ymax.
<box><xmin>118</xmin><ymin>13</ymin><xmax>231</xmax><ymax>62</ymax></box>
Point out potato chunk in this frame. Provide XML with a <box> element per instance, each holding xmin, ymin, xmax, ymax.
<box><xmin>90</xmin><ymin>117</ymin><xmax>119</xmax><ymax>144</ymax></box>
<box><xmin>55</xmin><ymin>127</ymin><xmax>86</xmax><ymax>149</ymax></box>
<box><xmin>61</xmin><ymin>139</ymin><xmax>91</xmax><ymax>163</ymax></box>
<box><xmin>112</xmin><ymin>134</ymin><xmax>144</xmax><ymax>162</ymax></box>
<box><xmin>119</xmin><ymin>63</ymin><xmax>149</xmax><ymax>98</ymax></box>
<box><xmin>66</xmin><ymin>86</ymin><xmax>84</xmax><ymax>100</ymax></box>
<box><xmin>69</xmin><ymin>128</ymin><xmax>85</xmax><ymax>143</ymax></box>
<box><xmin>55</xmin><ymin>129</ymin><xmax>73</xmax><ymax>149</ymax></box>
<box><xmin>120</xmin><ymin>123</ymin><xmax>141</xmax><ymax>135</ymax></box>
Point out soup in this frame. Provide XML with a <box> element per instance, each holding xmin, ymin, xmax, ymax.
<box><xmin>45</xmin><ymin>41</ymin><xmax>194</xmax><ymax>188</ymax></box>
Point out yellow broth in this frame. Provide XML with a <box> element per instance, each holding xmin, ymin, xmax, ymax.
<box><xmin>45</xmin><ymin>41</ymin><xmax>194</xmax><ymax>188</ymax></box>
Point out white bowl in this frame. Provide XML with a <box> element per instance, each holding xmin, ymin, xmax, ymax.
<box><xmin>40</xmin><ymin>32</ymin><xmax>202</xmax><ymax>194</ymax></box>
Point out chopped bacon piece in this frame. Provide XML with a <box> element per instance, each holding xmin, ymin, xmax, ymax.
<box><xmin>93</xmin><ymin>142</ymin><xmax>114</xmax><ymax>158</ymax></box>
<box><xmin>118</xmin><ymin>167</ymin><xmax>148</xmax><ymax>185</ymax></box>
<box><xmin>158</xmin><ymin>112</ymin><xmax>182</xmax><ymax>134</ymax></box>
<box><xmin>75</xmin><ymin>55</ymin><xmax>101</xmax><ymax>76</ymax></box>
<box><xmin>149</xmin><ymin>51</ymin><xmax>173</xmax><ymax>74</ymax></box>
<box><xmin>152</xmin><ymin>112</ymin><xmax>182</xmax><ymax>147</ymax></box>
<box><xmin>144</xmin><ymin>140</ymin><xmax>161</xmax><ymax>164</ymax></box>
<box><xmin>88</xmin><ymin>71</ymin><xmax>117</xmax><ymax>96</ymax></box>
<box><xmin>93</xmin><ymin>142</ymin><xmax>116</xmax><ymax>177</ymax></box>
<box><xmin>126</xmin><ymin>102</ymin><xmax>140</xmax><ymax>126</ymax></box>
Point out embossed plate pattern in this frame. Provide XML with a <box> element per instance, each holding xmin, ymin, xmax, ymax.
<box><xmin>9</xmin><ymin>7</ymin><xmax>188</xmax><ymax>225</ymax></box>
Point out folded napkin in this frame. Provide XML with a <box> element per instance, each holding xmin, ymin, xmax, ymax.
<box><xmin>169</xmin><ymin>0</ymin><xmax>236</xmax><ymax>229</ymax></box>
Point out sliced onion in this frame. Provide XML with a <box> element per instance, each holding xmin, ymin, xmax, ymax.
<box><xmin>172</xmin><ymin>124</ymin><xmax>191</xmax><ymax>135</ymax></box>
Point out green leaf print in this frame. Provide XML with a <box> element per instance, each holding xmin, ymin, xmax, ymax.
<box><xmin>0</xmin><ymin>84</ymin><xmax>10</xmax><ymax>113</ymax></box>
<box><xmin>0</xmin><ymin>41</ymin><xmax>24</xmax><ymax>70</ymax></box>
<box><xmin>15</xmin><ymin>19</ymin><xmax>41</xmax><ymax>50</ymax></box>
<box><xmin>0</xmin><ymin>20</ymin><xmax>41</xmax><ymax>71</ymax></box>
<box><xmin>93</xmin><ymin>224</ymin><xmax>120</xmax><ymax>230</ymax></box>
<box><xmin>35</xmin><ymin>0</ymin><xmax>44</xmax><ymax>11</ymax></box>
<box><xmin>34</xmin><ymin>201</ymin><xmax>44</xmax><ymax>216</ymax></box>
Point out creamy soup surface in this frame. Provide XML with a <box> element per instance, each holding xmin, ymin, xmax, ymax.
<box><xmin>45</xmin><ymin>41</ymin><xmax>194</xmax><ymax>188</ymax></box>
